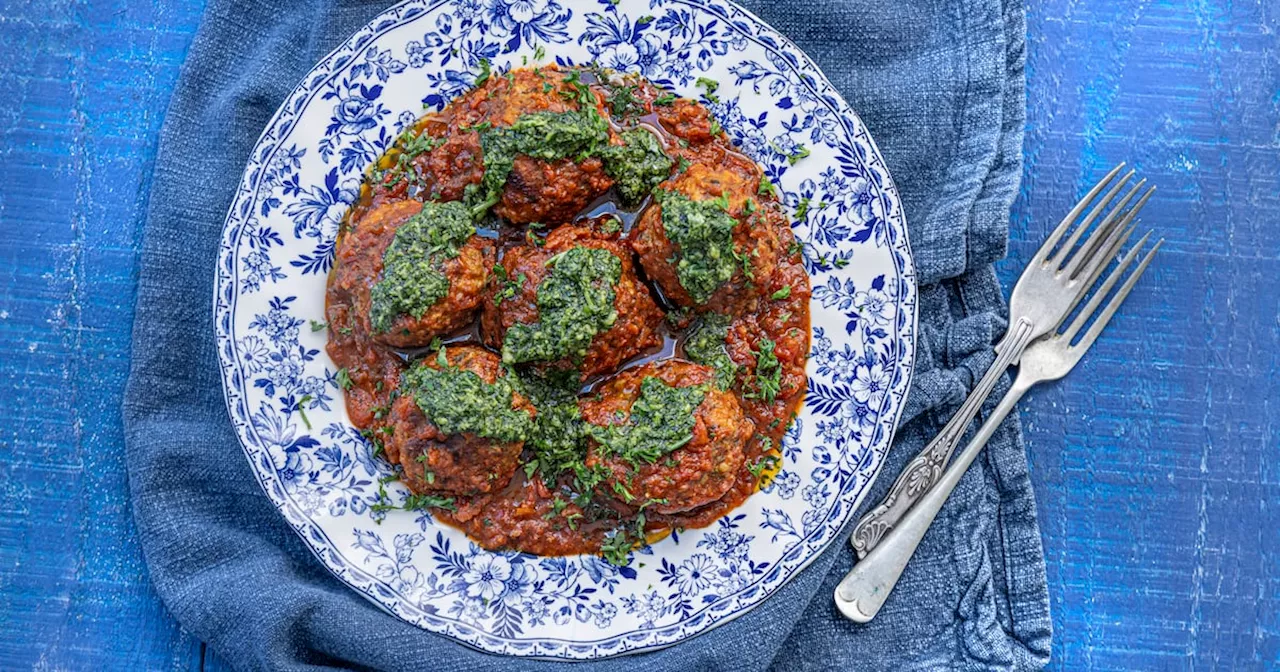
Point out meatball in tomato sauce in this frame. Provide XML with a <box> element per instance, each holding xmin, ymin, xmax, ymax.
<box><xmin>482</xmin><ymin>223</ymin><xmax>664</xmax><ymax>379</ymax></box>
<box><xmin>364</xmin><ymin>66</ymin><xmax>620</xmax><ymax>226</ymax></box>
<box><xmin>329</xmin><ymin>200</ymin><xmax>493</xmax><ymax>349</ymax></box>
<box><xmin>582</xmin><ymin>360</ymin><xmax>751</xmax><ymax>514</ymax></box>
<box><xmin>386</xmin><ymin>345</ymin><xmax>535</xmax><ymax>497</ymax></box>
<box><xmin>631</xmin><ymin>160</ymin><xmax>786</xmax><ymax>311</ymax></box>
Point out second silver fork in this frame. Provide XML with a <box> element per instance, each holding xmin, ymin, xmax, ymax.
<box><xmin>849</xmin><ymin>164</ymin><xmax>1155</xmax><ymax>558</ymax></box>
<box><xmin>835</xmin><ymin>232</ymin><xmax>1163</xmax><ymax>622</ymax></box>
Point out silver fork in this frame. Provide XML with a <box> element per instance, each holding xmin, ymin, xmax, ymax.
<box><xmin>849</xmin><ymin>164</ymin><xmax>1155</xmax><ymax>558</ymax></box>
<box><xmin>834</xmin><ymin>232</ymin><xmax>1164</xmax><ymax>622</ymax></box>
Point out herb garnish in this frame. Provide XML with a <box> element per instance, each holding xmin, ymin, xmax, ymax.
<box><xmin>745</xmin><ymin>338</ymin><xmax>782</xmax><ymax>403</ymax></box>
<box><xmin>369</xmin><ymin>201</ymin><xmax>475</xmax><ymax>333</ymax></box>
<box><xmin>503</xmin><ymin>247</ymin><xmax>621</xmax><ymax>364</ymax></box>
<box><xmin>474</xmin><ymin>58</ymin><xmax>491</xmax><ymax>86</ymax></box>
<box><xmin>469</xmin><ymin>107</ymin><xmax>611</xmax><ymax>218</ymax></box>
<box><xmin>295</xmin><ymin>395</ymin><xmax>313</xmax><ymax>430</ymax></box>
<box><xmin>682</xmin><ymin>313</ymin><xmax>740</xmax><ymax>389</ymax></box>
<box><xmin>607</xmin><ymin>83</ymin><xmax>643</xmax><ymax>117</ymax></box>
<box><xmin>600</xmin><ymin>128</ymin><xmax>673</xmax><ymax>203</ymax></box>
<box><xmin>771</xmin><ymin>285</ymin><xmax>792</xmax><ymax>300</ymax></box>
<box><xmin>586</xmin><ymin>376</ymin><xmax>707</xmax><ymax>467</ymax></box>
<box><xmin>787</xmin><ymin>145</ymin><xmax>811</xmax><ymax>165</ymax></box>
<box><xmin>309</xmin><ymin>320</ymin><xmax>327</xmax><ymax>332</ymax></box>
<box><xmin>372</xmin><ymin>484</ymin><xmax>457</xmax><ymax>514</ymax></box>
<box><xmin>758</xmin><ymin>176</ymin><xmax>778</xmax><ymax>198</ymax></box>
<box><xmin>400</xmin><ymin>352</ymin><xmax>534</xmax><ymax>443</ymax></box>
<box><xmin>491</xmin><ymin>264</ymin><xmax>526</xmax><ymax>306</ymax></box>
<box><xmin>746</xmin><ymin>453</ymin><xmax>780</xmax><ymax>480</ymax></box>
<box><xmin>794</xmin><ymin>197</ymin><xmax>810</xmax><ymax>221</ymax></box>
<box><xmin>655</xmin><ymin>189</ymin><xmax>740</xmax><ymax>304</ymax></box>
<box><xmin>695</xmin><ymin>76</ymin><xmax>720</xmax><ymax>103</ymax></box>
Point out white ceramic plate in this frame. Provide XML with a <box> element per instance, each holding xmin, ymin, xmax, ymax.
<box><xmin>214</xmin><ymin>0</ymin><xmax>916</xmax><ymax>659</ymax></box>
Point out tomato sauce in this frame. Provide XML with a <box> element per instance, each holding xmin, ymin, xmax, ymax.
<box><xmin>325</xmin><ymin>65</ymin><xmax>810</xmax><ymax>561</ymax></box>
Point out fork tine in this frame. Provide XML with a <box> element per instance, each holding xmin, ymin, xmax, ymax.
<box><xmin>1063</xmin><ymin>179</ymin><xmax>1147</xmax><ymax>279</ymax></box>
<box><xmin>1034</xmin><ymin>163</ymin><xmax>1125</xmax><ymax>263</ymax></box>
<box><xmin>1073</xmin><ymin>186</ymin><xmax>1155</xmax><ymax>284</ymax></box>
<box><xmin>1067</xmin><ymin>235</ymin><xmax>1162</xmax><ymax>346</ymax></box>
<box><xmin>1058</xmin><ymin>222</ymin><xmax>1139</xmax><ymax>327</ymax></box>
<box><xmin>1061</xmin><ymin>230</ymin><xmax>1151</xmax><ymax>342</ymax></box>
<box><xmin>1052</xmin><ymin>169</ymin><xmax>1135</xmax><ymax>266</ymax></box>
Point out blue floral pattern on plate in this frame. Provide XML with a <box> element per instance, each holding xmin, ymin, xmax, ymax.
<box><xmin>213</xmin><ymin>0</ymin><xmax>917</xmax><ymax>659</ymax></box>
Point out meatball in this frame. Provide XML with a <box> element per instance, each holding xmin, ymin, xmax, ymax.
<box><xmin>496</xmin><ymin>155</ymin><xmax>614</xmax><ymax>225</ymax></box>
<box><xmin>631</xmin><ymin>160</ymin><xmax>785</xmax><ymax>310</ymax></box>
<box><xmin>385</xmin><ymin>345</ymin><xmax>535</xmax><ymax>497</ymax></box>
<box><xmin>331</xmin><ymin>200</ymin><xmax>493</xmax><ymax>348</ymax></box>
<box><xmin>582</xmin><ymin>360</ymin><xmax>751</xmax><ymax>514</ymax></box>
<box><xmin>657</xmin><ymin>98</ymin><xmax>718</xmax><ymax>146</ymax></box>
<box><xmin>482</xmin><ymin>223</ymin><xmax>663</xmax><ymax>379</ymax></box>
<box><xmin>368</xmin><ymin>66</ymin><xmax>616</xmax><ymax>225</ymax></box>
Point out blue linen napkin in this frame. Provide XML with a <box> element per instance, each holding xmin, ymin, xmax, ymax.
<box><xmin>124</xmin><ymin>0</ymin><xmax>1051</xmax><ymax>669</ymax></box>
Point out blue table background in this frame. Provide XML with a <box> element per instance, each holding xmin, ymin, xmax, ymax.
<box><xmin>1</xmin><ymin>1</ymin><xmax>1276</xmax><ymax>669</ymax></box>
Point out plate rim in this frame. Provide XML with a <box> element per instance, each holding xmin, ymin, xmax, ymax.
<box><xmin>212</xmin><ymin>0</ymin><xmax>918</xmax><ymax>658</ymax></box>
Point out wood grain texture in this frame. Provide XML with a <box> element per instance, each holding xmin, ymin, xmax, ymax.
<box><xmin>1009</xmin><ymin>1</ymin><xmax>1280</xmax><ymax>670</ymax></box>
<box><xmin>0</xmin><ymin>1</ymin><xmax>207</xmax><ymax>670</ymax></box>
<box><xmin>0</xmin><ymin>0</ymin><xmax>1275</xmax><ymax>669</ymax></box>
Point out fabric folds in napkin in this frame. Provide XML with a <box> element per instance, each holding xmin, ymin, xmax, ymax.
<box><xmin>123</xmin><ymin>0</ymin><xmax>1051</xmax><ymax>669</ymax></box>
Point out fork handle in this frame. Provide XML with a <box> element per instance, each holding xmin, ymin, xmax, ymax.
<box><xmin>834</xmin><ymin>370</ymin><xmax>1034</xmax><ymax>622</ymax></box>
<box><xmin>849</xmin><ymin>317</ymin><xmax>1035</xmax><ymax>558</ymax></box>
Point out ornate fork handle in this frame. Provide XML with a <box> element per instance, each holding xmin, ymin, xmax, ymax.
<box><xmin>850</xmin><ymin>317</ymin><xmax>1035</xmax><ymax>558</ymax></box>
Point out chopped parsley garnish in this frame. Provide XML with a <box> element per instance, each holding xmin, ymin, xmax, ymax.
<box><xmin>474</xmin><ymin>58</ymin><xmax>491</xmax><ymax>86</ymax></box>
<box><xmin>745</xmin><ymin>338</ymin><xmax>782</xmax><ymax>403</ymax></box>
<box><xmin>600</xmin><ymin>512</ymin><xmax>651</xmax><ymax>566</ymax></box>
<box><xmin>771</xmin><ymin>285</ymin><xmax>792</xmax><ymax>301</ymax></box>
<box><xmin>787</xmin><ymin>145</ymin><xmax>811</xmax><ymax>165</ymax></box>
<box><xmin>682</xmin><ymin>313</ymin><xmax>739</xmax><ymax>389</ymax></box>
<box><xmin>607</xmin><ymin>83</ymin><xmax>643</xmax><ymax>117</ymax></box>
<box><xmin>309</xmin><ymin>320</ymin><xmax>327</xmax><ymax>332</ymax></box>
<box><xmin>655</xmin><ymin>189</ymin><xmax>740</xmax><ymax>304</ymax></box>
<box><xmin>360</xmin><ymin>428</ymin><xmax>385</xmax><ymax>457</ymax></box>
<box><xmin>695</xmin><ymin>76</ymin><xmax>720</xmax><ymax>103</ymax></box>
<box><xmin>369</xmin><ymin>201</ymin><xmax>474</xmax><ymax>333</ymax></box>
<box><xmin>601</xmin><ymin>526</ymin><xmax>636</xmax><ymax>566</ymax></box>
<box><xmin>401</xmin><ymin>352</ymin><xmax>534</xmax><ymax>443</ymax></box>
<box><xmin>559</xmin><ymin>69</ymin><xmax>596</xmax><ymax>108</ymax></box>
<box><xmin>600</xmin><ymin>128</ymin><xmax>673</xmax><ymax>203</ymax></box>
<box><xmin>336</xmin><ymin>368</ymin><xmax>353</xmax><ymax>390</ymax></box>
<box><xmin>758</xmin><ymin>176</ymin><xmax>778</xmax><ymax>198</ymax></box>
<box><xmin>794</xmin><ymin>197</ymin><xmax>810</xmax><ymax>221</ymax></box>
<box><xmin>533</xmin><ymin>45</ymin><xmax>546</xmax><ymax>61</ymax></box>
<box><xmin>503</xmin><ymin>247</ymin><xmax>621</xmax><ymax>365</ymax></box>
<box><xmin>402</xmin><ymin>493</ymin><xmax>457</xmax><ymax>511</ymax></box>
<box><xmin>654</xmin><ymin>92</ymin><xmax>676</xmax><ymax>106</ymax></box>
<box><xmin>492</xmin><ymin>264</ymin><xmax>526</xmax><ymax>306</ymax></box>
<box><xmin>295</xmin><ymin>395</ymin><xmax>313</xmax><ymax>430</ymax></box>
<box><xmin>747</xmin><ymin>453</ymin><xmax>780</xmax><ymax>480</ymax></box>
<box><xmin>372</xmin><ymin>487</ymin><xmax>457</xmax><ymax>515</ymax></box>
<box><xmin>586</xmin><ymin>376</ymin><xmax>707</xmax><ymax>466</ymax></box>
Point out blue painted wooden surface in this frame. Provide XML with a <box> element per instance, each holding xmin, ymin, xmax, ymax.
<box><xmin>0</xmin><ymin>0</ymin><xmax>1276</xmax><ymax>669</ymax></box>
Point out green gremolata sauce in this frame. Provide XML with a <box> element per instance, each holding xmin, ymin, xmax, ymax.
<box><xmin>369</xmin><ymin>201</ymin><xmax>475</xmax><ymax>334</ymax></box>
